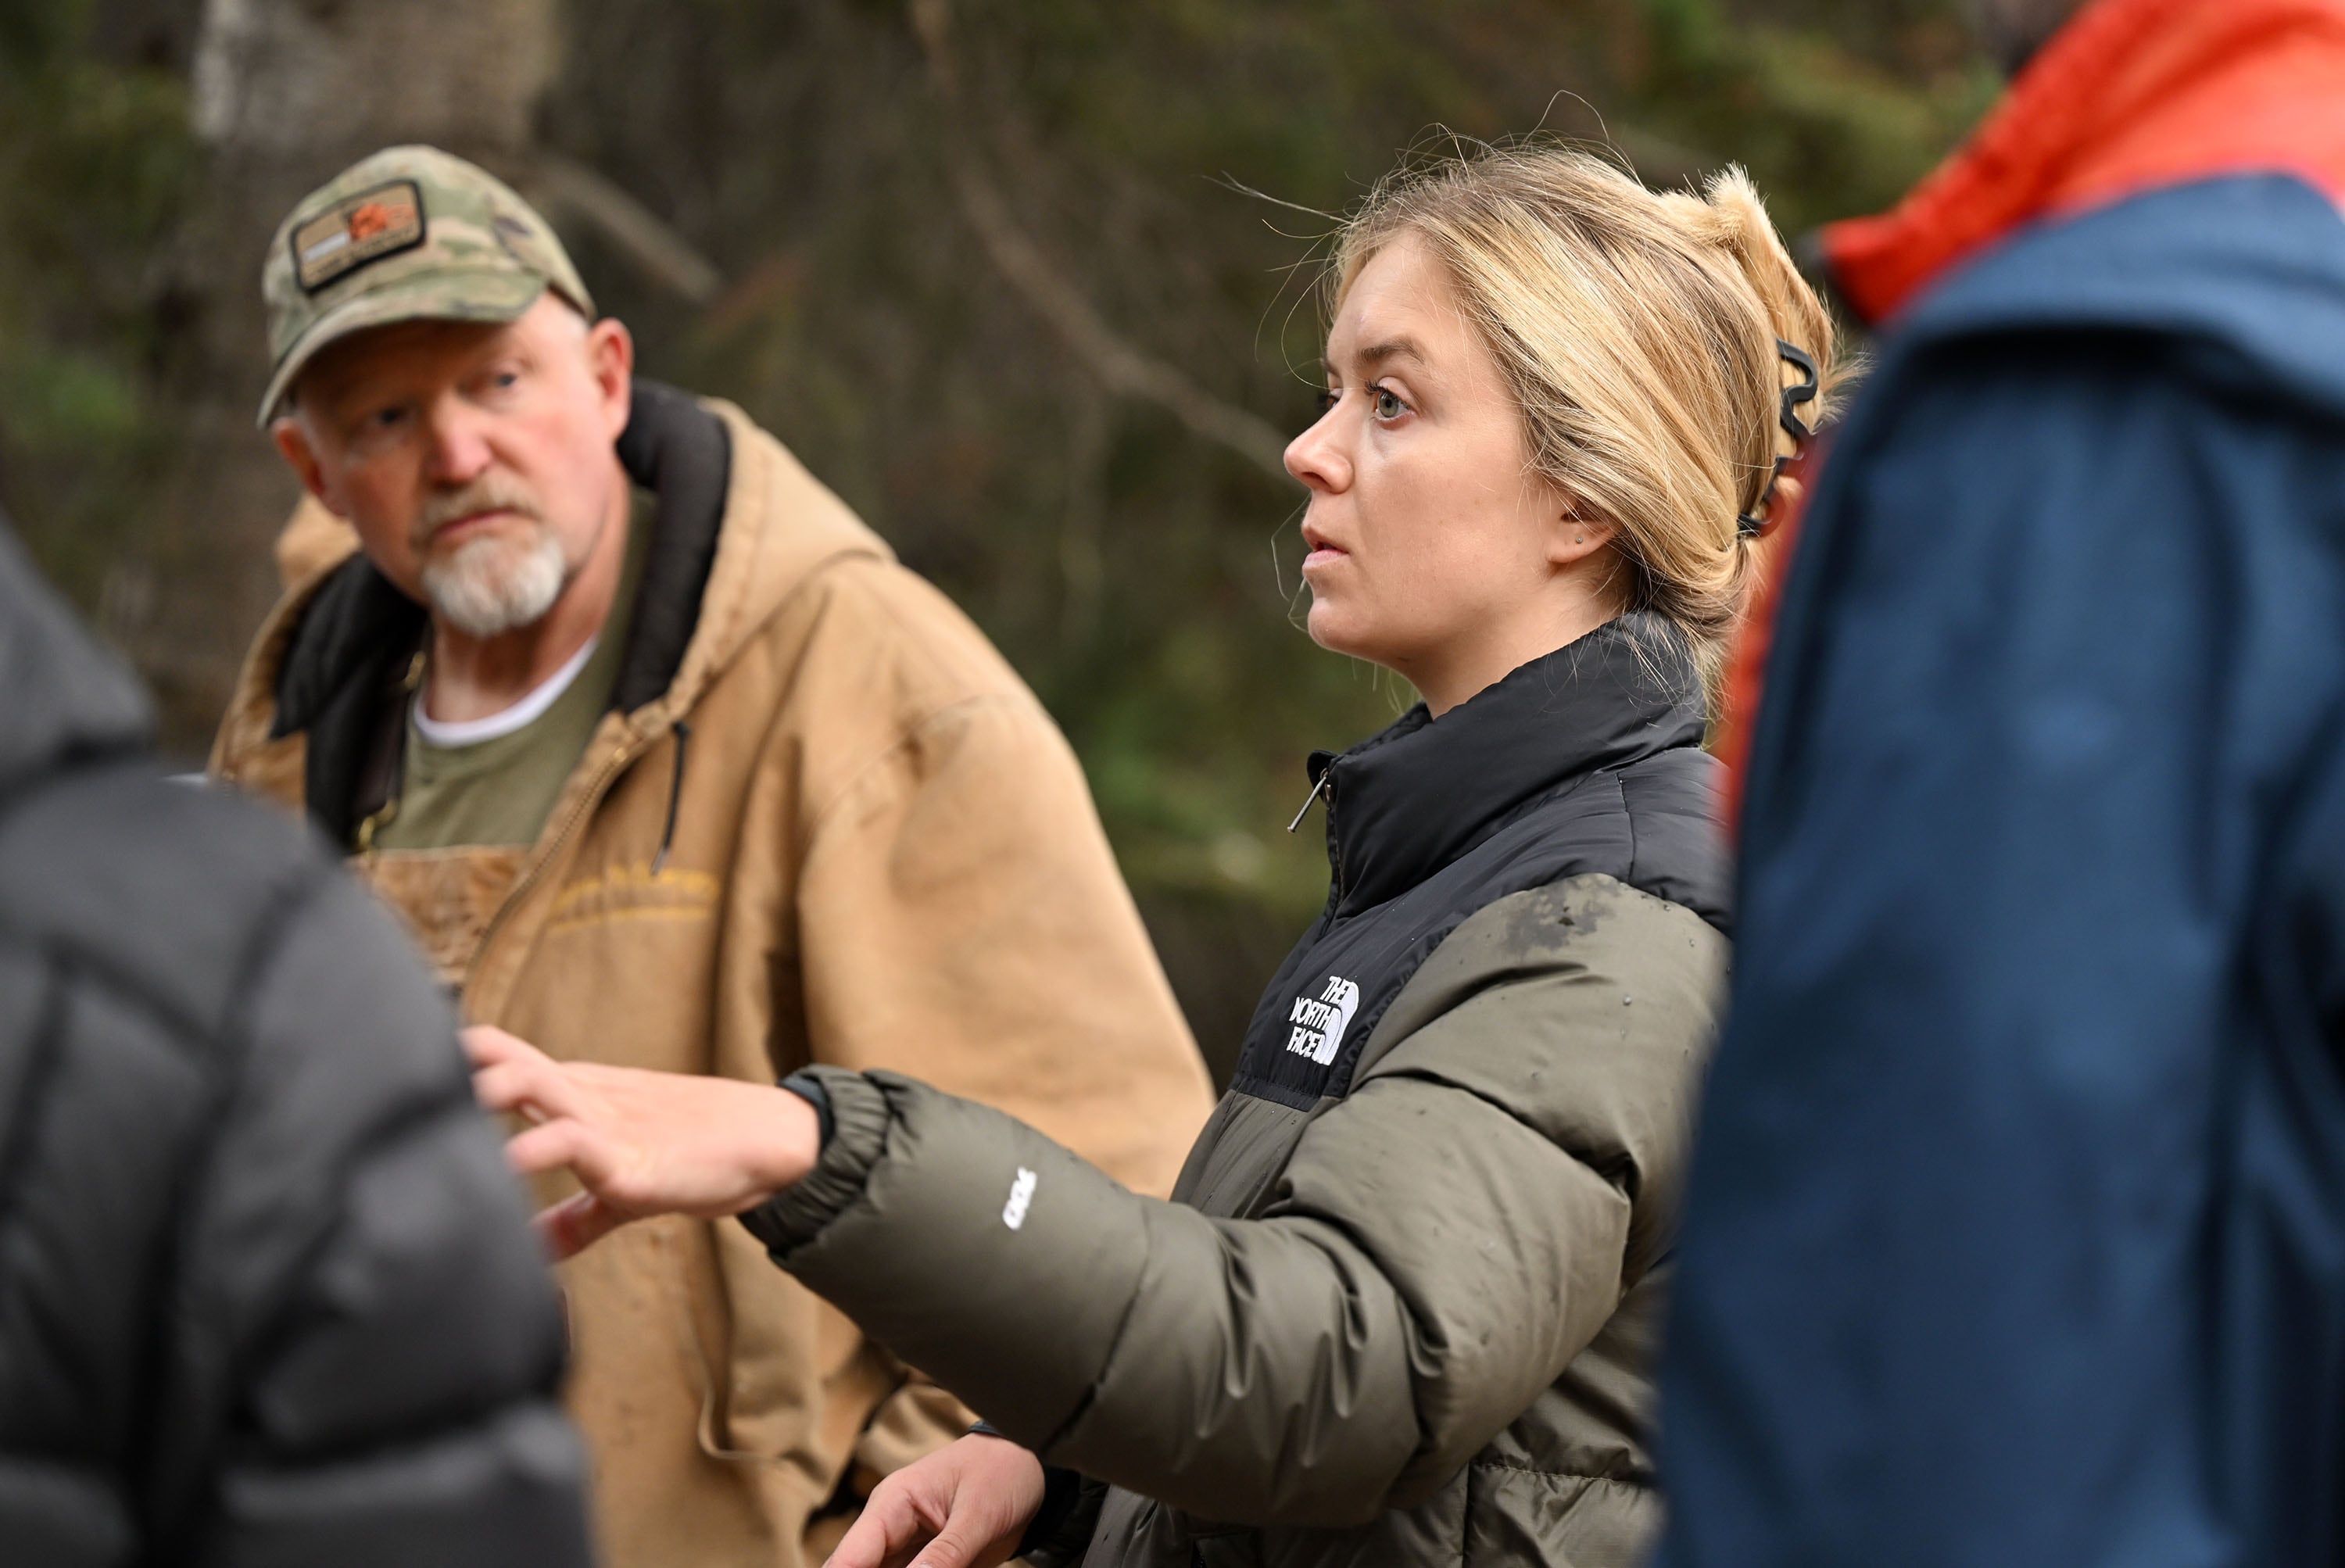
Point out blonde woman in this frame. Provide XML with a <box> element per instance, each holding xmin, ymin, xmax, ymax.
<box><xmin>470</xmin><ymin>145</ymin><xmax>1835</xmax><ymax>1567</ymax></box>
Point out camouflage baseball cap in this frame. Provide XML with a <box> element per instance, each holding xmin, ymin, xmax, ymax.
<box><xmin>256</xmin><ymin>145</ymin><xmax>595</xmax><ymax>427</ymax></box>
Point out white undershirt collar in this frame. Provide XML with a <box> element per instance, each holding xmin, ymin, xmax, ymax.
<box><xmin>412</xmin><ymin>632</ymin><xmax>600</xmax><ymax>748</ymax></box>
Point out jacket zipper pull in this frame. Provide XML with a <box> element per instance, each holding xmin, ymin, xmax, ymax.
<box><xmin>1286</xmin><ymin>768</ymin><xmax>1331</xmax><ymax>834</ymax></box>
<box><xmin>651</xmin><ymin>719</ymin><xmax>692</xmax><ymax>874</ymax></box>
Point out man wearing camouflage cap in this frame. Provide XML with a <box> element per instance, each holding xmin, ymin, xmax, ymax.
<box><xmin>210</xmin><ymin>145</ymin><xmax>1212</xmax><ymax>1566</ymax></box>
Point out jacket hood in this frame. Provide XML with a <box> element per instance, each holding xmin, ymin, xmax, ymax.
<box><xmin>1720</xmin><ymin>0</ymin><xmax>2345</xmax><ymax>828</ymax></box>
<box><xmin>1898</xmin><ymin>174</ymin><xmax>2345</xmax><ymax>416</ymax></box>
<box><xmin>256</xmin><ymin>381</ymin><xmax>890</xmax><ymax>843</ymax></box>
<box><xmin>273</xmin><ymin>380</ymin><xmax>736</xmax><ymax>742</ymax></box>
<box><xmin>0</xmin><ymin>516</ymin><xmax>152</xmax><ymax>794</ymax></box>
<box><xmin>1820</xmin><ymin>0</ymin><xmax>2345</xmax><ymax>326</ymax></box>
<box><xmin>1312</xmin><ymin>612</ymin><xmax>1707</xmax><ymax>916</ymax></box>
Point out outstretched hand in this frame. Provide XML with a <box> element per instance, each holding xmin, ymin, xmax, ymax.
<box><xmin>825</xmin><ymin>1433</ymin><xmax>1048</xmax><ymax>1568</ymax></box>
<box><xmin>464</xmin><ymin>1026</ymin><xmax>822</xmax><ymax>1259</ymax></box>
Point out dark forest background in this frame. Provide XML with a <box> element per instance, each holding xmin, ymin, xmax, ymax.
<box><xmin>0</xmin><ymin>0</ymin><xmax>1991</xmax><ymax>1075</ymax></box>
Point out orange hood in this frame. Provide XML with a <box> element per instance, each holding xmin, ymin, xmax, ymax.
<box><xmin>1718</xmin><ymin>0</ymin><xmax>2345</xmax><ymax>826</ymax></box>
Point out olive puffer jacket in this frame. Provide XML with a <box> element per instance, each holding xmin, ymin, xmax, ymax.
<box><xmin>0</xmin><ymin>520</ymin><xmax>591</xmax><ymax>1566</ymax></box>
<box><xmin>745</xmin><ymin>617</ymin><xmax>1731</xmax><ymax>1566</ymax></box>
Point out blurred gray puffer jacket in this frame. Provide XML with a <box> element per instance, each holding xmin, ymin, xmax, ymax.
<box><xmin>745</xmin><ymin>615</ymin><xmax>1731</xmax><ymax>1566</ymax></box>
<box><xmin>0</xmin><ymin>518</ymin><xmax>592</xmax><ymax>1564</ymax></box>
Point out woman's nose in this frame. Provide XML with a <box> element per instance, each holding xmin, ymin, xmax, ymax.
<box><xmin>1285</xmin><ymin>402</ymin><xmax>1351</xmax><ymax>493</ymax></box>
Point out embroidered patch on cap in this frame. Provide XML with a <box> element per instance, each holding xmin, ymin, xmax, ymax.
<box><xmin>289</xmin><ymin>179</ymin><xmax>427</xmax><ymax>293</ymax></box>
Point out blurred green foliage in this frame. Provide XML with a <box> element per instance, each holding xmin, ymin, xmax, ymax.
<box><xmin>549</xmin><ymin>0</ymin><xmax>1989</xmax><ymax>918</ymax></box>
<box><xmin>0</xmin><ymin>0</ymin><xmax>1992</xmax><ymax>1060</ymax></box>
<box><xmin>0</xmin><ymin>0</ymin><xmax>195</xmax><ymax>609</ymax></box>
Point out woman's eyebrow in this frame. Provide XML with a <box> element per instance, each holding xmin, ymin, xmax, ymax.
<box><xmin>1356</xmin><ymin>337</ymin><xmax>1429</xmax><ymax>372</ymax></box>
<box><xmin>1323</xmin><ymin>336</ymin><xmax>1430</xmax><ymax>384</ymax></box>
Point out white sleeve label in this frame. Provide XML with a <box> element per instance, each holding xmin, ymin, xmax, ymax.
<box><xmin>1002</xmin><ymin>1167</ymin><xmax>1038</xmax><ymax>1230</ymax></box>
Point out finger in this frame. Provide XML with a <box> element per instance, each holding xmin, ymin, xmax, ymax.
<box><xmin>481</xmin><ymin>1040</ymin><xmax>596</xmax><ymax>1125</ymax></box>
<box><xmin>460</xmin><ymin>1024</ymin><xmax>541</xmax><ymax>1069</ymax></box>
<box><xmin>504</xmin><ymin>1117</ymin><xmax>618</xmax><ymax>1184</ymax></box>
<box><xmin>470</xmin><ymin>1061</ymin><xmax>539</xmax><ymax>1120</ymax></box>
<box><xmin>824</xmin><ymin>1484</ymin><xmax>935</xmax><ymax>1568</ymax></box>
<box><xmin>534</xmin><ymin>1190</ymin><xmax>628</xmax><ymax>1261</ymax></box>
<box><xmin>911</xmin><ymin>1516</ymin><xmax>1012</xmax><ymax>1568</ymax></box>
<box><xmin>471</xmin><ymin>1058</ymin><xmax>582</xmax><ymax>1125</ymax></box>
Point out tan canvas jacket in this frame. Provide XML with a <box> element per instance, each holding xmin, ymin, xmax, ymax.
<box><xmin>209</xmin><ymin>388</ymin><xmax>1215</xmax><ymax>1566</ymax></box>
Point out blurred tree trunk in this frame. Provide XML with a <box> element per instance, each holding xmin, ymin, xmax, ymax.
<box><xmin>118</xmin><ymin>0</ymin><xmax>557</xmax><ymax>754</ymax></box>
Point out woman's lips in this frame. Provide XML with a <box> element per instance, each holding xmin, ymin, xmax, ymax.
<box><xmin>1303</xmin><ymin>547</ymin><xmax>1347</xmax><ymax>570</ymax></box>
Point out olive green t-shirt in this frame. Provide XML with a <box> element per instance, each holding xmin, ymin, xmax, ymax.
<box><xmin>374</xmin><ymin>495</ymin><xmax>650</xmax><ymax>851</ymax></box>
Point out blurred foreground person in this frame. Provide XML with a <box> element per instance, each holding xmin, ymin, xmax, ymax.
<box><xmin>467</xmin><ymin>145</ymin><xmax>1838</xmax><ymax>1566</ymax></box>
<box><xmin>1659</xmin><ymin>0</ymin><xmax>2345</xmax><ymax>1563</ymax></box>
<box><xmin>0</xmin><ymin>513</ymin><xmax>591</xmax><ymax>1565</ymax></box>
<box><xmin>207</xmin><ymin>146</ymin><xmax>1212</xmax><ymax>1564</ymax></box>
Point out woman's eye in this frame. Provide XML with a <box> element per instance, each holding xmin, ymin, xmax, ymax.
<box><xmin>1373</xmin><ymin>386</ymin><xmax>1408</xmax><ymax>421</ymax></box>
<box><xmin>1316</xmin><ymin>388</ymin><xmax>1341</xmax><ymax>417</ymax></box>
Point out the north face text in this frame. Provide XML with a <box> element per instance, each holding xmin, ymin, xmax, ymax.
<box><xmin>1286</xmin><ymin>976</ymin><xmax>1361</xmax><ymax>1066</ymax></box>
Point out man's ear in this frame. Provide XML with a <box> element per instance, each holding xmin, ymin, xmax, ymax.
<box><xmin>270</xmin><ymin>416</ymin><xmax>349</xmax><ymax>517</ymax></box>
<box><xmin>587</xmin><ymin>317</ymin><xmax>635</xmax><ymax>440</ymax></box>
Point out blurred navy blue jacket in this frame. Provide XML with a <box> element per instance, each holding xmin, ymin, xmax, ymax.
<box><xmin>1658</xmin><ymin>0</ymin><xmax>2345</xmax><ymax>1562</ymax></box>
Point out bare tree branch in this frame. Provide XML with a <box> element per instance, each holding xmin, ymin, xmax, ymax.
<box><xmin>908</xmin><ymin>0</ymin><xmax>1293</xmax><ymax>482</ymax></box>
<box><xmin>524</xmin><ymin>153</ymin><xmax>724</xmax><ymax>305</ymax></box>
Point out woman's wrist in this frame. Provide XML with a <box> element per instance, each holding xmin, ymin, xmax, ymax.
<box><xmin>736</xmin><ymin>1068</ymin><xmax>894</xmax><ymax>1259</ymax></box>
<box><xmin>963</xmin><ymin>1428</ymin><xmax>1079</xmax><ymax>1558</ymax></box>
<box><xmin>742</xmin><ymin>1081</ymin><xmax>825</xmax><ymax>1201</ymax></box>
<box><xmin>778</xmin><ymin>1070</ymin><xmax>835</xmax><ymax>1149</ymax></box>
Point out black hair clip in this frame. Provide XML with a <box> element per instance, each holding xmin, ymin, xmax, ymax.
<box><xmin>1738</xmin><ymin>339</ymin><xmax>1821</xmax><ymax>539</ymax></box>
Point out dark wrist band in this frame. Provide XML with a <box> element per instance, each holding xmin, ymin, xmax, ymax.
<box><xmin>777</xmin><ymin>1070</ymin><xmax>834</xmax><ymax>1151</ymax></box>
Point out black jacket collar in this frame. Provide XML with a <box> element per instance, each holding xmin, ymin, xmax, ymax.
<box><xmin>608</xmin><ymin>380</ymin><xmax>730</xmax><ymax>712</ymax></box>
<box><xmin>1312</xmin><ymin>612</ymin><xmax>1706</xmax><ymax>915</ymax></box>
<box><xmin>271</xmin><ymin>381</ymin><xmax>731</xmax><ymax>843</ymax></box>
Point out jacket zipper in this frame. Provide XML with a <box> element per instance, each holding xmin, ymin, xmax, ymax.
<box><xmin>1284</xmin><ymin>768</ymin><xmax>1330</xmax><ymax>833</ymax></box>
<box><xmin>651</xmin><ymin>719</ymin><xmax>693</xmax><ymax>875</ymax></box>
<box><xmin>1320</xmin><ymin>764</ymin><xmax>1345</xmax><ymax>916</ymax></box>
<box><xmin>1287</xmin><ymin>762</ymin><xmax>1345</xmax><ymax>919</ymax></box>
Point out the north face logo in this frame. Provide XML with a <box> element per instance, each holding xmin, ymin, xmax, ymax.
<box><xmin>1286</xmin><ymin>976</ymin><xmax>1361</xmax><ymax>1066</ymax></box>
